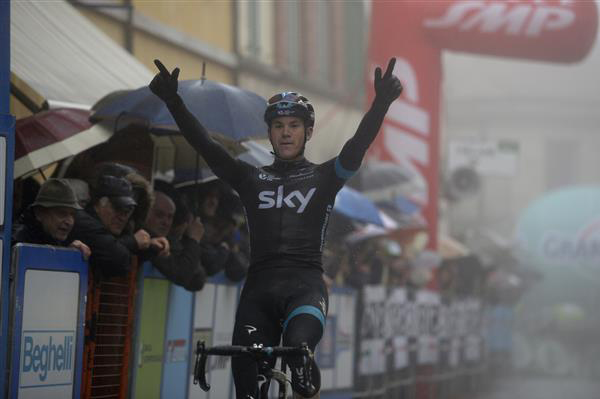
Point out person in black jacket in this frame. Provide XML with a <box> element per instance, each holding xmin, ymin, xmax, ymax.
<box><xmin>13</xmin><ymin>178</ymin><xmax>90</xmax><ymax>259</ymax></box>
<box><xmin>181</xmin><ymin>181</ymin><xmax>231</xmax><ymax>276</ymax></box>
<box><xmin>144</xmin><ymin>185</ymin><xmax>207</xmax><ymax>291</ymax></box>
<box><xmin>213</xmin><ymin>188</ymin><xmax>249</xmax><ymax>282</ymax></box>
<box><xmin>68</xmin><ymin>174</ymin><xmax>168</xmax><ymax>277</ymax></box>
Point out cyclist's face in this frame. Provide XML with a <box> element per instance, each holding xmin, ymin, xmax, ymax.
<box><xmin>269</xmin><ymin>116</ymin><xmax>313</xmax><ymax>160</ymax></box>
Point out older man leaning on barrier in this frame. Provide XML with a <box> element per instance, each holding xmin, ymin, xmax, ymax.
<box><xmin>68</xmin><ymin>174</ymin><xmax>169</xmax><ymax>278</ymax></box>
<box><xmin>12</xmin><ymin>178</ymin><xmax>91</xmax><ymax>260</ymax></box>
<box><xmin>144</xmin><ymin>181</ymin><xmax>207</xmax><ymax>291</ymax></box>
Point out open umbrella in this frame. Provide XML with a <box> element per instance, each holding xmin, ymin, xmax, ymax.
<box><xmin>164</xmin><ymin>134</ymin><xmax>245</xmax><ymax>188</ymax></box>
<box><xmin>238</xmin><ymin>140</ymin><xmax>274</xmax><ymax>167</ymax></box>
<box><xmin>333</xmin><ymin>186</ymin><xmax>388</xmax><ymax>227</ymax></box>
<box><xmin>90</xmin><ymin>80</ymin><xmax>268</xmax><ymax>140</ymax></box>
<box><xmin>160</xmin><ymin>139</ymin><xmax>273</xmax><ymax>189</ymax></box>
<box><xmin>15</xmin><ymin>108</ymin><xmax>112</xmax><ymax>179</ymax></box>
<box><xmin>348</xmin><ymin>159</ymin><xmax>426</xmax><ymax>206</ymax></box>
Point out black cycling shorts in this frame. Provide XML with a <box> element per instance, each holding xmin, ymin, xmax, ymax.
<box><xmin>232</xmin><ymin>267</ymin><xmax>328</xmax><ymax>347</ymax></box>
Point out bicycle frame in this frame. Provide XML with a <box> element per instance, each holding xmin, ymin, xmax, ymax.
<box><xmin>193</xmin><ymin>340</ymin><xmax>314</xmax><ymax>399</ymax></box>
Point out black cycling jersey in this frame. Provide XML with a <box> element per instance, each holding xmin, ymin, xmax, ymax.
<box><xmin>225</xmin><ymin>156</ymin><xmax>343</xmax><ymax>272</ymax></box>
<box><xmin>165</xmin><ymin>96</ymin><xmax>391</xmax><ymax>274</ymax></box>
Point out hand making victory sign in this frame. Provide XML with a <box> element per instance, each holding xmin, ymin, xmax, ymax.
<box><xmin>374</xmin><ymin>57</ymin><xmax>403</xmax><ymax>107</ymax></box>
<box><xmin>149</xmin><ymin>59</ymin><xmax>180</xmax><ymax>104</ymax></box>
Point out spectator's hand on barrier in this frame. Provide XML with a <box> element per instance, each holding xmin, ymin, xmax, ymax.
<box><xmin>134</xmin><ymin>229</ymin><xmax>151</xmax><ymax>250</ymax></box>
<box><xmin>150</xmin><ymin>59</ymin><xmax>180</xmax><ymax>104</ymax></box>
<box><xmin>186</xmin><ymin>216</ymin><xmax>205</xmax><ymax>243</ymax></box>
<box><xmin>70</xmin><ymin>240</ymin><xmax>91</xmax><ymax>261</ymax></box>
<box><xmin>374</xmin><ymin>57</ymin><xmax>402</xmax><ymax>107</ymax></box>
<box><xmin>151</xmin><ymin>237</ymin><xmax>170</xmax><ymax>257</ymax></box>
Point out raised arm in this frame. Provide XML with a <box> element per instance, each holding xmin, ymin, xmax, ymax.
<box><xmin>149</xmin><ymin>59</ymin><xmax>239</xmax><ymax>181</ymax></box>
<box><xmin>338</xmin><ymin>58</ymin><xmax>403</xmax><ymax>172</ymax></box>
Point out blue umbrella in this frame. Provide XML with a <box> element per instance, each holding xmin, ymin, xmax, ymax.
<box><xmin>91</xmin><ymin>80</ymin><xmax>268</xmax><ymax>140</ymax></box>
<box><xmin>334</xmin><ymin>186</ymin><xmax>385</xmax><ymax>227</ymax></box>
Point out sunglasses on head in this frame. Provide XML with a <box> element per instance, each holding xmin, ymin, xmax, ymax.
<box><xmin>268</xmin><ymin>92</ymin><xmax>309</xmax><ymax>105</ymax></box>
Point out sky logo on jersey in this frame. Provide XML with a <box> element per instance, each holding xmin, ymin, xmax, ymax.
<box><xmin>21</xmin><ymin>331</ymin><xmax>75</xmax><ymax>385</ymax></box>
<box><xmin>258</xmin><ymin>185</ymin><xmax>316</xmax><ymax>213</ymax></box>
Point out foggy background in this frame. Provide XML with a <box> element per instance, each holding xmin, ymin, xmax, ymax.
<box><xmin>440</xmin><ymin>2</ymin><xmax>600</xmax><ymax>397</ymax></box>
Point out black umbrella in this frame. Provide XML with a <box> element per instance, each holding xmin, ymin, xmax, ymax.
<box><xmin>168</xmin><ymin>140</ymin><xmax>274</xmax><ymax>189</ymax></box>
<box><xmin>90</xmin><ymin>80</ymin><xmax>268</xmax><ymax>140</ymax></box>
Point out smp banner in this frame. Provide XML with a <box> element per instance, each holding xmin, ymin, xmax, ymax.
<box><xmin>367</xmin><ymin>0</ymin><xmax>598</xmax><ymax>248</ymax></box>
<box><xmin>421</xmin><ymin>0</ymin><xmax>598</xmax><ymax>63</ymax></box>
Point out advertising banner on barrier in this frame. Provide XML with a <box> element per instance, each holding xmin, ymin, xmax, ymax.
<box><xmin>416</xmin><ymin>290</ymin><xmax>441</xmax><ymax>365</ymax></box>
<box><xmin>133</xmin><ymin>277</ymin><xmax>170</xmax><ymax>399</ymax></box>
<box><xmin>162</xmin><ymin>285</ymin><xmax>194</xmax><ymax>399</ymax></box>
<box><xmin>357</xmin><ymin>285</ymin><xmax>386</xmax><ymax>376</ymax></box>
<box><xmin>318</xmin><ymin>288</ymin><xmax>356</xmax><ymax>391</ymax></box>
<box><xmin>463</xmin><ymin>298</ymin><xmax>483</xmax><ymax>363</ymax></box>
<box><xmin>385</xmin><ymin>287</ymin><xmax>410</xmax><ymax>370</ymax></box>
<box><xmin>9</xmin><ymin>244</ymin><xmax>87</xmax><ymax>399</ymax></box>
<box><xmin>132</xmin><ymin>267</ymin><xmax>358</xmax><ymax>399</ymax></box>
<box><xmin>443</xmin><ymin>302</ymin><xmax>461</xmax><ymax>368</ymax></box>
<box><xmin>355</xmin><ymin>284</ymin><xmax>487</xmax><ymax>396</ymax></box>
<box><xmin>189</xmin><ymin>277</ymin><xmax>239</xmax><ymax>399</ymax></box>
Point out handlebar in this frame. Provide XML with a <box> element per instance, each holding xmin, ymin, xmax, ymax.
<box><xmin>193</xmin><ymin>341</ymin><xmax>313</xmax><ymax>392</ymax></box>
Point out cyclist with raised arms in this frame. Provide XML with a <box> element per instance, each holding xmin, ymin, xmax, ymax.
<box><xmin>150</xmin><ymin>58</ymin><xmax>402</xmax><ymax>399</ymax></box>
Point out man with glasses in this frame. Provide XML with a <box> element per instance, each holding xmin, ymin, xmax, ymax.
<box><xmin>69</xmin><ymin>174</ymin><xmax>169</xmax><ymax>277</ymax></box>
<box><xmin>150</xmin><ymin>57</ymin><xmax>401</xmax><ymax>398</ymax></box>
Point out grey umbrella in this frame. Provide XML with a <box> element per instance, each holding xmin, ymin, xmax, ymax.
<box><xmin>91</xmin><ymin>80</ymin><xmax>268</xmax><ymax>141</ymax></box>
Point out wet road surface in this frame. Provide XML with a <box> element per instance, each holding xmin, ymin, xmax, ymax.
<box><xmin>477</xmin><ymin>376</ymin><xmax>600</xmax><ymax>399</ymax></box>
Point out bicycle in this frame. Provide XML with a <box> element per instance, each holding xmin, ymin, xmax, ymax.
<box><xmin>193</xmin><ymin>340</ymin><xmax>316</xmax><ymax>398</ymax></box>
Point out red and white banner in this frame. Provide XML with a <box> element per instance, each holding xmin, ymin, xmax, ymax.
<box><xmin>367</xmin><ymin>0</ymin><xmax>598</xmax><ymax>249</ymax></box>
<box><xmin>422</xmin><ymin>0</ymin><xmax>598</xmax><ymax>63</ymax></box>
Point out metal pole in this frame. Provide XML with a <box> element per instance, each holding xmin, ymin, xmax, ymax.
<box><xmin>0</xmin><ymin>1</ymin><xmax>16</xmax><ymax>397</ymax></box>
<box><xmin>0</xmin><ymin>1</ymin><xmax>8</xmax><ymax>114</ymax></box>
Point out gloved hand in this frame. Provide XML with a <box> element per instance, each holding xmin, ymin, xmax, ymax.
<box><xmin>374</xmin><ymin>57</ymin><xmax>403</xmax><ymax>107</ymax></box>
<box><xmin>149</xmin><ymin>59</ymin><xmax>180</xmax><ymax>104</ymax></box>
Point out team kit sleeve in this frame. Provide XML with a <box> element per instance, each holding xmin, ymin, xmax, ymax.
<box><xmin>336</xmin><ymin>58</ymin><xmax>401</xmax><ymax>178</ymax></box>
<box><xmin>335</xmin><ymin>100</ymin><xmax>391</xmax><ymax>180</ymax></box>
<box><xmin>165</xmin><ymin>96</ymin><xmax>248</xmax><ymax>188</ymax></box>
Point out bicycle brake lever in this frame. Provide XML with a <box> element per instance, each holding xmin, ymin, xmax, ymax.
<box><xmin>193</xmin><ymin>341</ymin><xmax>211</xmax><ymax>391</ymax></box>
<box><xmin>300</xmin><ymin>343</ymin><xmax>318</xmax><ymax>397</ymax></box>
<box><xmin>301</xmin><ymin>342</ymin><xmax>314</xmax><ymax>361</ymax></box>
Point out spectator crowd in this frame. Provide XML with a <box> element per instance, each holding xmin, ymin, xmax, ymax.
<box><xmin>12</xmin><ymin>160</ymin><xmax>249</xmax><ymax>291</ymax></box>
